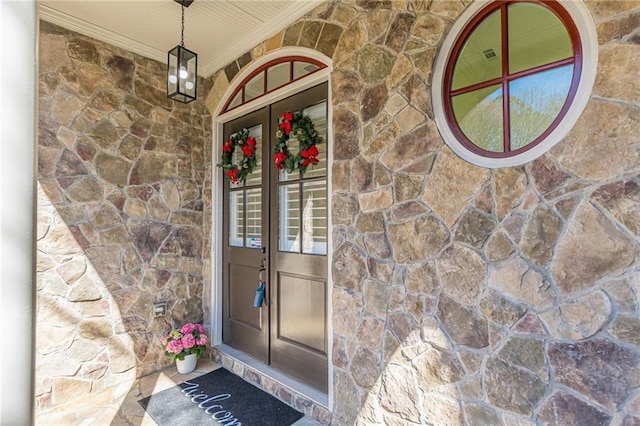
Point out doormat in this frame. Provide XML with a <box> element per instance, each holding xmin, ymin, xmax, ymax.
<box><xmin>139</xmin><ymin>368</ymin><xmax>304</xmax><ymax>425</ymax></box>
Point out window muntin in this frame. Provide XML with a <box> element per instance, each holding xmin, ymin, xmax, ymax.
<box><xmin>444</xmin><ymin>0</ymin><xmax>582</xmax><ymax>158</ymax></box>
<box><xmin>222</xmin><ymin>57</ymin><xmax>327</xmax><ymax>114</ymax></box>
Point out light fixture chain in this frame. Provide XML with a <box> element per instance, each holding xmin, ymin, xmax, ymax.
<box><xmin>180</xmin><ymin>4</ymin><xmax>185</xmax><ymax>47</ymax></box>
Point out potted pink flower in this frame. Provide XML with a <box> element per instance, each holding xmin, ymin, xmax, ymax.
<box><xmin>161</xmin><ymin>323</ymin><xmax>208</xmax><ymax>374</ymax></box>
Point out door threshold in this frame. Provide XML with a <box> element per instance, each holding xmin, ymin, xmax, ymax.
<box><xmin>216</xmin><ymin>344</ymin><xmax>329</xmax><ymax>408</ymax></box>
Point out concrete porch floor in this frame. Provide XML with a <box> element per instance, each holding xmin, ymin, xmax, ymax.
<box><xmin>36</xmin><ymin>359</ymin><xmax>319</xmax><ymax>425</ymax></box>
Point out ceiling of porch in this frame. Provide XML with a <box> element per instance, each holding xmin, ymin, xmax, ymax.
<box><xmin>39</xmin><ymin>0</ymin><xmax>323</xmax><ymax>77</ymax></box>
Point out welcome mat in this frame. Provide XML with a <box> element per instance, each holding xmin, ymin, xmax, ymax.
<box><xmin>139</xmin><ymin>368</ymin><xmax>304</xmax><ymax>425</ymax></box>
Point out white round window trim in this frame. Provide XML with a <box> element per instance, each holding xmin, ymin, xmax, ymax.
<box><xmin>431</xmin><ymin>0</ymin><xmax>598</xmax><ymax>169</ymax></box>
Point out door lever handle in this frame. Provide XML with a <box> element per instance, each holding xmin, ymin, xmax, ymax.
<box><xmin>258</xmin><ymin>267</ymin><xmax>266</xmax><ymax>282</ymax></box>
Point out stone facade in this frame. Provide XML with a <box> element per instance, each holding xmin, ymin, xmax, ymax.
<box><xmin>203</xmin><ymin>1</ymin><xmax>640</xmax><ymax>424</ymax></box>
<box><xmin>35</xmin><ymin>0</ymin><xmax>640</xmax><ymax>425</ymax></box>
<box><xmin>36</xmin><ymin>21</ymin><xmax>212</xmax><ymax>413</ymax></box>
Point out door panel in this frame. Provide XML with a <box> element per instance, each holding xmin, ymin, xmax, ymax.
<box><xmin>222</xmin><ymin>83</ymin><xmax>328</xmax><ymax>393</ymax></box>
<box><xmin>270</xmin><ymin>83</ymin><xmax>329</xmax><ymax>393</ymax></box>
<box><xmin>223</xmin><ymin>108</ymin><xmax>269</xmax><ymax>364</ymax></box>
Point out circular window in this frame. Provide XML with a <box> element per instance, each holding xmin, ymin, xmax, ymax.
<box><xmin>432</xmin><ymin>0</ymin><xmax>597</xmax><ymax>168</ymax></box>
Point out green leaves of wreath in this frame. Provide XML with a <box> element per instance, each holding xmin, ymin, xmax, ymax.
<box><xmin>273</xmin><ymin>111</ymin><xmax>323</xmax><ymax>174</ymax></box>
<box><xmin>216</xmin><ymin>128</ymin><xmax>258</xmax><ymax>184</ymax></box>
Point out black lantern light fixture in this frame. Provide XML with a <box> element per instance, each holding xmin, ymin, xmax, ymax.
<box><xmin>167</xmin><ymin>0</ymin><xmax>197</xmax><ymax>103</ymax></box>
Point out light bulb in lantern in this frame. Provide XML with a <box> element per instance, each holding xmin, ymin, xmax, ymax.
<box><xmin>179</xmin><ymin>68</ymin><xmax>188</xmax><ymax>79</ymax></box>
<box><xmin>185</xmin><ymin>81</ymin><xmax>194</xmax><ymax>90</ymax></box>
<box><xmin>168</xmin><ymin>75</ymin><xmax>178</xmax><ymax>84</ymax></box>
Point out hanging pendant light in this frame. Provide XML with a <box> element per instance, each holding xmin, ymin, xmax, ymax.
<box><xmin>167</xmin><ymin>0</ymin><xmax>197</xmax><ymax>103</ymax></box>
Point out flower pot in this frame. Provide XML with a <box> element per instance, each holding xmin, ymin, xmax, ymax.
<box><xmin>176</xmin><ymin>353</ymin><xmax>197</xmax><ymax>374</ymax></box>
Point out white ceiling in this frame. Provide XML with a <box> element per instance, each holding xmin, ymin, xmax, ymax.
<box><xmin>39</xmin><ymin>0</ymin><xmax>323</xmax><ymax>77</ymax></box>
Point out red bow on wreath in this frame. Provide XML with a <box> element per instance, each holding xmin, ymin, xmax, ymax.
<box><xmin>223</xmin><ymin>138</ymin><xmax>233</xmax><ymax>153</ymax></box>
<box><xmin>274</xmin><ymin>151</ymin><xmax>287</xmax><ymax>170</ymax></box>
<box><xmin>242</xmin><ymin>136</ymin><xmax>257</xmax><ymax>157</ymax></box>
<box><xmin>301</xmin><ymin>145</ymin><xmax>319</xmax><ymax>167</ymax></box>
<box><xmin>226</xmin><ymin>168</ymin><xmax>239</xmax><ymax>184</ymax></box>
<box><xmin>280</xmin><ymin>112</ymin><xmax>293</xmax><ymax>136</ymax></box>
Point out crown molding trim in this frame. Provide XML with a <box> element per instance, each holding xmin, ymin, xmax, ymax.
<box><xmin>38</xmin><ymin>1</ymin><xmax>324</xmax><ymax>78</ymax></box>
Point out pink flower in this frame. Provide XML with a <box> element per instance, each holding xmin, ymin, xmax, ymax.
<box><xmin>195</xmin><ymin>324</ymin><xmax>206</xmax><ymax>335</ymax></box>
<box><xmin>196</xmin><ymin>335</ymin><xmax>208</xmax><ymax>346</ymax></box>
<box><xmin>181</xmin><ymin>323</ymin><xmax>196</xmax><ymax>334</ymax></box>
<box><xmin>181</xmin><ymin>334</ymin><xmax>196</xmax><ymax>349</ymax></box>
<box><xmin>166</xmin><ymin>339</ymin><xmax>184</xmax><ymax>354</ymax></box>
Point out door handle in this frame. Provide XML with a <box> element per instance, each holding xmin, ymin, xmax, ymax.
<box><xmin>258</xmin><ymin>267</ymin><xmax>266</xmax><ymax>282</ymax></box>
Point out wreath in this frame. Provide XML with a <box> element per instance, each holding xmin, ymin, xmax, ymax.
<box><xmin>273</xmin><ymin>111</ymin><xmax>323</xmax><ymax>174</ymax></box>
<box><xmin>216</xmin><ymin>128</ymin><xmax>258</xmax><ymax>184</ymax></box>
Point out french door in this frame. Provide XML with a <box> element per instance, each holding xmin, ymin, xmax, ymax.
<box><xmin>222</xmin><ymin>83</ymin><xmax>328</xmax><ymax>393</ymax></box>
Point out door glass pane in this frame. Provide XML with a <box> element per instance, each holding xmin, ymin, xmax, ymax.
<box><xmin>279</xmin><ymin>183</ymin><xmax>300</xmax><ymax>252</ymax></box>
<box><xmin>229</xmin><ymin>190</ymin><xmax>244</xmax><ymax>247</ymax></box>
<box><xmin>245</xmin><ymin>72</ymin><xmax>265</xmax><ymax>101</ymax></box>
<box><xmin>509</xmin><ymin>65</ymin><xmax>572</xmax><ymax>150</ymax></box>
<box><xmin>452</xmin><ymin>84</ymin><xmax>503</xmax><ymax>152</ymax></box>
<box><xmin>278</xmin><ymin>137</ymin><xmax>300</xmax><ymax>182</ymax></box>
<box><xmin>293</xmin><ymin>61</ymin><xmax>319</xmax><ymax>80</ymax></box>
<box><xmin>300</xmin><ymin>102</ymin><xmax>327</xmax><ymax>179</ymax></box>
<box><xmin>244</xmin><ymin>124</ymin><xmax>263</xmax><ymax>186</ymax></box>
<box><xmin>267</xmin><ymin>62</ymin><xmax>290</xmax><ymax>92</ymax></box>
<box><xmin>245</xmin><ymin>188</ymin><xmax>262</xmax><ymax>248</ymax></box>
<box><xmin>302</xmin><ymin>180</ymin><xmax>327</xmax><ymax>255</ymax></box>
<box><xmin>508</xmin><ymin>3</ymin><xmax>573</xmax><ymax>74</ymax></box>
<box><xmin>452</xmin><ymin>9</ymin><xmax>502</xmax><ymax>91</ymax></box>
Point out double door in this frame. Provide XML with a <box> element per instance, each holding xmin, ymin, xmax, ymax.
<box><xmin>222</xmin><ymin>83</ymin><xmax>328</xmax><ymax>392</ymax></box>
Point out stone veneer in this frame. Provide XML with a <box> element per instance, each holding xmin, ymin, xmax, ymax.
<box><xmin>36</xmin><ymin>21</ymin><xmax>212</xmax><ymax>412</ymax></box>
<box><xmin>203</xmin><ymin>1</ymin><xmax>640</xmax><ymax>424</ymax></box>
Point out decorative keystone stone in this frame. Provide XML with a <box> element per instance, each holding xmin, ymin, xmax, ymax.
<box><xmin>436</xmin><ymin>244</ymin><xmax>487</xmax><ymax>305</ymax></box>
<box><xmin>490</xmin><ymin>258</ymin><xmax>554</xmax><ymax>310</ymax></box>
<box><xmin>438</xmin><ymin>295</ymin><xmax>488</xmax><ymax>349</ymax></box>
<box><xmin>388</xmin><ymin>215</ymin><xmax>449</xmax><ymax>263</ymax></box>
<box><xmin>379</xmin><ymin>364</ymin><xmax>421</xmax><ymax>423</ymax></box>
<box><xmin>453</xmin><ymin>208</ymin><xmax>496</xmax><ymax>248</ymax></box>
<box><xmin>423</xmin><ymin>147</ymin><xmax>489</xmax><ymax>227</ymax></box>
<box><xmin>357</xmin><ymin>45</ymin><xmax>396</xmax><ymax>84</ymax></box>
<box><xmin>538</xmin><ymin>391</ymin><xmax>612</xmax><ymax>426</ymax></box>
<box><xmin>520</xmin><ymin>204</ymin><xmax>563</xmax><ymax>266</ymax></box>
<box><xmin>485</xmin><ymin>357</ymin><xmax>547</xmax><ymax>415</ymax></box>
<box><xmin>540</xmin><ymin>291</ymin><xmax>611</xmax><ymax>340</ymax></box>
<box><xmin>549</xmin><ymin>338</ymin><xmax>640</xmax><ymax>410</ymax></box>
<box><xmin>552</xmin><ymin>202</ymin><xmax>636</xmax><ymax>296</ymax></box>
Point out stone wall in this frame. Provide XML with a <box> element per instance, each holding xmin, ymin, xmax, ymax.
<box><xmin>204</xmin><ymin>1</ymin><xmax>640</xmax><ymax>424</ymax></box>
<box><xmin>36</xmin><ymin>21</ymin><xmax>211</xmax><ymax>411</ymax></box>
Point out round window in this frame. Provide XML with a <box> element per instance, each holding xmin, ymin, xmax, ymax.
<box><xmin>432</xmin><ymin>0</ymin><xmax>597</xmax><ymax>168</ymax></box>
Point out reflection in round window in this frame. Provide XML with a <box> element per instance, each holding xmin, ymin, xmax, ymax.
<box><xmin>433</xmin><ymin>0</ymin><xmax>596</xmax><ymax>167</ymax></box>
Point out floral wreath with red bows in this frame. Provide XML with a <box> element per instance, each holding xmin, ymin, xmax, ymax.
<box><xmin>273</xmin><ymin>111</ymin><xmax>323</xmax><ymax>174</ymax></box>
<box><xmin>216</xmin><ymin>128</ymin><xmax>258</xmax><ymax>184</ymax></box>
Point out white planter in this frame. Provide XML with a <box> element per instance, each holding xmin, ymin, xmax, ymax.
<box><xmin>176</xmin><ymin>353</ymin><xmax>197</xmax><ymax>374</ymax></box>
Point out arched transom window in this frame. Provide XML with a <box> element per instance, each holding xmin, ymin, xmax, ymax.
<box><xmin>222</xmin><ymin>56</ymin><xmax>327</xmax><ymax>113</ymax></box>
